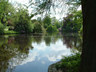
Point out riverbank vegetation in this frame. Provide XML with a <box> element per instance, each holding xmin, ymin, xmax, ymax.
<box><xmin>0</xmin><ymin>0</ymin><xmax>82</xmax><ymax>35</ymax></box>
<box><xmin>57</xmin><ymin>53</ymin><xmax>81</xmax><ymax>72</ymax></box>
<box><xmin>48</xmin><ymin>53</ymin><xmax>81</xmax><ymax>72</ymax></box>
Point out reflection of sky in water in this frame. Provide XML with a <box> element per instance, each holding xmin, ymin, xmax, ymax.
<box><xmin>14</xmin><ymin>39</ymin><xmax>73</xmax><ymax>72</ymax></box>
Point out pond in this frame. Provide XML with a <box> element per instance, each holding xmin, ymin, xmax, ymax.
<box><xmin>0</xmin><ymin>33</ymin><xmax>82</xmax><ymax>72</ymax></box>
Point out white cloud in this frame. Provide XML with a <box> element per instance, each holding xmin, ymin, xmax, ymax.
<box><xmin>41</xmin><ymin>61</ymin><xmax>45</xmax><ymax>64</ymax></box>
<box><xmin>18</xmin><ymin>52</ymin><xmax>38</xmax><ymax>65</ymax></box>
<box><xmin>9</xmin><ymin>38</ymin><xmax>77</xmax><ymax>67</ymax></box>
<box><xmin>33</xmin><ymin>42</ymin><xmax>47</xmax><ymax>51</ymax></box>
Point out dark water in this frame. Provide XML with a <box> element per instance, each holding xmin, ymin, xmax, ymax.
<box><xmin>0</xmin><ymin>33</ymin><xmax>82</xmax><ymax>72</ymax></box>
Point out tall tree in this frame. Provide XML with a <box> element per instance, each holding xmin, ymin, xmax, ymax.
<box><xmin>43</xmin><ymin>15</ymin><xmax>51</xmax><ymax>28</ymax></box>
<box><xmin>0</xmin><ymin>0</ymin><xmax>15</xmax><ymax>25</ymax></box>
<box><xmin>80</xmin><ymin>0</ymin><xmax>96</xmax><ymax>72</ymax></box>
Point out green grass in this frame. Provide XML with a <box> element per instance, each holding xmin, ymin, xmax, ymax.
<box><xmin>3</xmin><ymin>26</ymin><xmax>19</xmax><ymax>34</ymax></box>
<box><xmin>4</xmin><ymin>30</ymin><xmax>19</xmax><ymax>34</ymax></box>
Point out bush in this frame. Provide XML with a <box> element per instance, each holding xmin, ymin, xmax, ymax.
<box><xmin>14</xmin><ymin>9</ymin><xmax>33</xmax><ymax>33</ymax></box>
<box><xmin>55</xmin><ymin>53</ymin><xmax>81</xmax><ymax>72</ymax></box>
<box><xmin>33</xmin><ymin>21</ymin><xmax>43</xmax><ymax>33</ymax></box>
<box><xmin>43</xmin><ymin>15</ymin><xmax>51</xmax><ymax>29</ymax></box>
<box><xmin>14</xmin><ymin>19</ymin><xmax>33</xmax><ymax>33</ymax></box>
<box><xmin>0</xmin><ymin>22</ymin><xmax>4</xmax><ymax>34</ymax></box>
<box><xmin>46</xmin><ymin>25</ymin><xmax>58</xmax><ymax>33</ymax></box>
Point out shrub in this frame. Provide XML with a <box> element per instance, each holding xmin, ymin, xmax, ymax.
<box><xmin>43</xmin><ymin>15</ymin><xmax>51</xmax><ymax>29</ymax></box>
<box><xmin>14</xmin><ymin>9</ymin><xmax>33</xmax><ymax>33</ymax></box>
<box><xmin>55</xmin><ymin>53</ymin><xmax>81</xmax><ymax>72</ymax></box>
<box><xmin>46</xmin><ymin>25</ymin><xmax>58</xmax><ymax>33</ymax></box>
<box><xmin>33</xmin><ymin>21</ymin><xmax>43</xmax><ymax>33</ymax></box>
<box><xmin>14</xmin><ymin>19</ymin><xmax>33</xmax><ymax>33</ymax></box>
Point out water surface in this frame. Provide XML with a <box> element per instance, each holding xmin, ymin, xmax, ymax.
<box><xmin>0</xmin><ymin>33</ymin><xmax>82</xmax><ymax>72</ymax></box>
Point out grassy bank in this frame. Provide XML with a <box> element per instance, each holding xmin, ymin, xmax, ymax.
<box><xmin>3</xmin><ymin>26</ymin><xmax>19</xmax><ymax>34</ymax></box>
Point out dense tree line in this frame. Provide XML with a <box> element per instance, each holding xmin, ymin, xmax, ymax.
<box><xmin>0</xmin><ymin>0</ymin><xmax>82</xmax><ymax>35</ymax></box>
<box><xmin>0</xmin><ymin>0</ymin><xmax>62</xmax><ymax>34</ymax></box>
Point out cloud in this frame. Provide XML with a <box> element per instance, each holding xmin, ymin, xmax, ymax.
<box><xmin>10</xmin><ymin>39</ymin><xmax>76</xmax><ymax>66</ymax></box>
<box><xmin>20</xmin><ymin>52</ymin><xmax>38</xmax><ymax>65</ymax></box>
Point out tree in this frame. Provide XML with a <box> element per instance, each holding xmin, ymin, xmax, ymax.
<box><xmin>80</xmin><ymin>0</ymin><xmax>96</xmax><ymax>72</ymax></box>
<box><xmin>14</xmin><ymin>8</ymin><xmax>33</xmax><ymax>33</ymax></box>
<box><xmin>43</xmin><ymin>15</ymin><xmax>51</xmax><ymax>29</ymax></box>
<box><xmin>62</xmin><ymin>10</ymin><xmax>82</xmax><ymax>33</ymax></box>
<box><xmin>0</xmin><ymin>0</ymin><xmax>14</xmax><ymax>25</ymax></box>
<box><xmin>51</xmin><ymin>17</ymin><xmax>61</xmax><ymax>29</ymax></box>
<box><xmin>33</xmin><ymin>21</ymin><xmax>43</xmax><ymax>33</ymax></box>
<box><xmin>0</xmin><ymin>0</ymin><xmax>8</xmax><ymax>24</ymax></box>
<box><xmin>46</xmin><ymin>24</ymin><xmax>58</xmax><ymax>33</ymax></box>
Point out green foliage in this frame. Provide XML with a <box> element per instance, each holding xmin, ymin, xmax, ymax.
<box><xmin>0</xmin><ymin>0</ymin><xmax>82</xmax><ymax>34</ymax></box>
<box><xmin>67</xmin><ymin>0</ymin><xmax>81</xmax><ymax>13</ymax></box>
<box><xmin>62</xmin><ymin>10</ymin><xmax>82</xmax><ymax>33</ymax></box>
<box><xmin>56</xmin><ymin>53</ymin><xmax>81</xmax><ymax>72</ymax></box>
<box><xmin>42</xmin><ymin>16</ymin><xmax>60</xmax><ymax>33</ymax></box>
<box><xmin>43</xmin><ymin>15</ymin><xmax>51</xmax><ymax>29</ymax></box>
<box><xmin>79</xmin><ymin>26</ymin><xmax>83</xmax><ymax>34</ymax></box>
<box><xmin>0</xmin><ymin>0</ymin><xmax>17</xmax><ymax>34</ymax></box>
<box><xmin>4</xmin><ymin>30</ymin><xmax>18</xmax><ymax>34</ymax></box>
<box><xmin>55</xmin><ymin>21</ymin><xmax>60</xmax><ymax>29</ymax></box>
<box><xmin>46</xmin><ymin>25</ymin><xmax>58</xmax><ymax>33</ymax></box>
<box><xmin>73</xmin><ymin>10</ymin><xmax>83</xmax><ymax>33</ymax></box>
<box><xmin>0</xmin><ymin>0</ymin><xmax>14</xmax><ymax>25</ymax></box>
<box><xmin>0</xmin><ymin>0</ymin><xmax>60</xmax><ymax>34</ymax></box>
<box><xmin>0</xmin><ymin>35</ymin><xmax>34</xmax><ymax>72</ymax></box>
<box><xmin>14</xmin><ymin>8</ymin><xmax>33</xmax><ymax>33</ymax></box>
<box><xmin>0</xmin><ymin>22</ymin><xmax>4</xmax><ymax>34</ymax></box>
<box><xmin>52</xmin><ymin>17</ymin><xmax>61</xmax><ymax>29</ymax></box>
<box><xmin>0</xmin><ymin>0</ymin><xmax>8</xmax><ymax>24</ymax></box>
<box><xmin>33</xmin><ymin>21</ymin><xmax>43</xmax><ymax>33</ymax></box>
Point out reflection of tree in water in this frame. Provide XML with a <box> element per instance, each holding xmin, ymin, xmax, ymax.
<box><xmin>44</xmin><ymin>33</ymin><xmax>60</xmax><ymax>46</ymax></box>
<box><xmin>0</xmin><ymin>35</ymin><xmax>33</xmax><ymax>72</ymax></box>
<box><xmin>0</xmin><ymin>33</ymin><xmax>82</xmax><ymax>72</ymax></box>
<box><xmin>62</xmin><ymin>33</ymin><xmax>82</xmax><ymax>52</ymax></box>
<box><xmin>32</xmin><ymin>34</ymin><xmax>43</xmax><ymax>44</ymax></box>
<box><xmin>0</xmin><ymin>36</ymin><xmax>16</xmax><ymax>72</ymax></box>
<box><xmin>0</xmin><ymin>46</ymin><xmax>15</xmax><ymax>72</ymax></box>
<box><xmin>44</xmin><ymin>34</ymin><xmax>51</xmax><ymax>46</ymax></box>
<box><xmin>15</xmin><ymin>34</ymin><xmax>33</xmax><ymax>54</ymax></box>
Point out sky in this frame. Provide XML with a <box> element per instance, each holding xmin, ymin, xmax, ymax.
<box><xmin>11</xmin><ymin>39</ymin><xmax>74</xmax><ymax>67</ymax></box>
<box><xmin>9</xmin><ymin>0</ymin><xmax>29</xmax><ymax>5</ymax></box>
<box><xmin>9</xmin><ymin>0</ymin><xmax>81</xmax><ymax>20</ymax></box>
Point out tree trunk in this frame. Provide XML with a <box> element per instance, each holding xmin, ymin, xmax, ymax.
<box><xmin>80</xmin><ymin>0</ymin><xmax>96</xmax><ymax>72</ymax></box>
